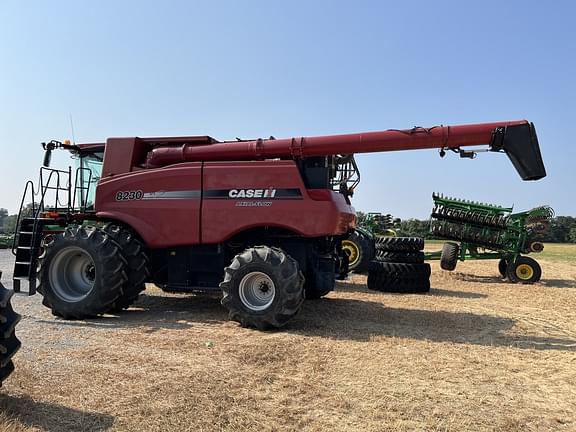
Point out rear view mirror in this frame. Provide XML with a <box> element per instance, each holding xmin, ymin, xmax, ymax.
<box><xmin>42</xmin><ymin>148</ymin><xmax>52</xmax><ymax>167</ymax></box>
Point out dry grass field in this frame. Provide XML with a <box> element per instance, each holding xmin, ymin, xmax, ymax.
<box><xmin>0</xmin><ymin>244</ymin><xmax>575</xmax><ymax>431</ymax></box>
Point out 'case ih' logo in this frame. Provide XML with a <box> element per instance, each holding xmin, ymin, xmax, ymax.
<box><xmin>228</xmin><ymin>188</ymin><xmax>277</xmax><ymax>198</ymax></box>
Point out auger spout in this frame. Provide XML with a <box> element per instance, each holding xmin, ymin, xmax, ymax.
<box><xmin>144</xmin><ymin>120</ymin><xmax>546</xmax><ymax>181</ymax></box>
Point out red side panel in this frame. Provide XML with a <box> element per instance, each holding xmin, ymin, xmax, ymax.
<box><xmin>94</xmin><ymin>160</ymin><xmax>355</xmax><ymax>248</ymax></box>
<box><xmin>201</xmin><ymin>161</ymin><xmax>355</xmax><ymax>244</ymax></box>
<box><xmin>95</xmin><ymin>163</ymin><xmax>202</xmax><ymax>247</ymax></box>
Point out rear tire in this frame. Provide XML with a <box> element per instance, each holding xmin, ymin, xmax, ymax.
<box><xmin>0</xmin><ymin>276</ymin><xmax>21</xmax><ymax>386</ymax></box>
<box><xmin>38</xmin><ymin>226</ymin><xmax>128</xmax><ymax>319</ymax></box>
<box><xmin>440</xmin><ymin>242</ymin><xmax>459</xmax><ymax>271</ymax></box>
<box><xmin>221</xmin><ymin>246</ymin><xmax>305</xmax><ymax>330</ymax></box>
<box><xmin>102</xmin><ymin>223</ymin><xmax>149</xmax><ymax>311</ymax></box>
<box><xmin>376</xmin><ymin>237</ymin><xmax>424</xmax><ymax>252</ymax></box>
<box><xmin>342</xmin><ymin>231</ymin><xmax>375</xmax><ymax>273</ymax></box>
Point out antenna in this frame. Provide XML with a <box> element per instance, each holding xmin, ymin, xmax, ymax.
<box><xmin>69</xmin><ymin>114</ymin><xmax>76</xmax><ymax>144</ymax></box>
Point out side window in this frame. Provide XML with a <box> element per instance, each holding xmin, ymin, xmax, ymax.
<box><xmin>77</xmin><ymin>151</ymin><xmax>103</xmax><ymax>210</ymax></box>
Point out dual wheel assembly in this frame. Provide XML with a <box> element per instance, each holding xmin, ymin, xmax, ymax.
<box><xmin>498</xmin><ymin>256</ymin><xmax>542</xmax><ymax>284</ymax></box>
<box><xmin>440</xmin><ymin>242</ymin><xmax>542</xmax><ymax>284</ymax></box>
<box><xmin>367</xmin><ymin>237</ymin><xmax>430</xmax><ymax>293</ymax></box>
<box><xmin>37</xmin><ymin>224</ymin><xmax>149</xmax><ymax>319</ymax></box>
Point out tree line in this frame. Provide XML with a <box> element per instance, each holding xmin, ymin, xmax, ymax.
<box><xmin>356</xmin><ymin>212</ymin><xmax>576</xmax><ymax>243</ymax></box>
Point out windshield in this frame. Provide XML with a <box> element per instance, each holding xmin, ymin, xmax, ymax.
<box><xmin>76</xmin><ymin>151</ymin><xmax>103</xmax><ymax>210</ymax></box>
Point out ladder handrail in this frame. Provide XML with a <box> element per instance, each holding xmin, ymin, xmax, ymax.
<box><xmin>11</xmin><ymin>180</ymin><xmax>36</xmax><ymax>255</ymax></box>
<box><xmin>12</xmin><ymin>167</ymin><xmax>73</xmax><ymax>255</ymax></box>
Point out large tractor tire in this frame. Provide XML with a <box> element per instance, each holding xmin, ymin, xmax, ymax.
<box><xmin>506</xmin><ymin>256</ymin><xmax>542</xmax><ymax>284</ymax></box>
<box><xmin>38</xmin><ymin>225</ymin><xmax>128</xmax><ymax>319</ymax></box>
<box><xmin>221</xmin><ymin>246</ymin><xmax>305</xmax><ymax>330</ymax></box>
<box><xmin>0</xmin><ymin>273</ymin><xmax>20</xmax><ymax>386</ymax></box>
<box><xmin>376</xmin><ymin>237</ymin><xmax>424</xmax><ymax>252</ymax></box>
<box><xmin>376</xmin><ymin>250</ymin><xmax>425</xmax><ymax>264</ymax></box>
<box><xmin>367</xmin><ymin>262</ymin><xmax>431</xmax><ymax>293</ymax></box>
<box><xmin>341</xmin><ymin>231</ymin><xmax>375</xmax><ymax>273</ymax></box>
<box><xmin>440</xmin><ymin>242</ymin><xmax>459</xmax><ymax>271</ymax></box>
<box><xmin>367</xmin><ymin>271</ymin><xmax>430</xmax><ymax>293</ymax></box>
<box><xmin>102</xmin><ymin>223</ymin><xmax>149</xmax><ymax>311</ymax></box>
<box><xmin>369</xmin><ymin>261</ymin><xmax>431</xmax><ymax>279</ymax></box>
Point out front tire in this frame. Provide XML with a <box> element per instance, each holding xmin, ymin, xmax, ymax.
<box><xmin>0</xmin><ymin>275</ymin><xmax>21</xmax><ymax>386</ymax></box>
<box><xmin>102</xmin><ymin>223</ymin><xmax>149</xmax><ymax>311</ymax></box>
<box><xmin>38</xmin><ymin>226</ymin><xmax>128</xmax><ymax>319</ymax></box>
<box><xmin>220</xmin><ymin>246</ymin><xmax>305</xmax><ymax>330</ymax></box>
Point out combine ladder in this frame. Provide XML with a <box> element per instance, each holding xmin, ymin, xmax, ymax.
<box><xmin>11</xmin><ymin>167</ymin><xmax>73</xmax><ymax>295</ymax></box>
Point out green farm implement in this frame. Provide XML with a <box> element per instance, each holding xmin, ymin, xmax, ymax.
<box><xmin>341</xmin><ymin>213</ymin><xmax>400</xmax><ymax>272</ymax></box>
<box><xmin>427</xmin><ymin>193</ymin><xmax>554</xmax><ymax>283</ymax></box>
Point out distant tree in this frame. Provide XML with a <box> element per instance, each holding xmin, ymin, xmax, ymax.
<box><xmin>3</xmin><ymin>215</ymin><xmax>17</xmax><ymax>234</ymax></box>
<box><xmin>397</xmin><ymin>219</ymin><xmax>431</xmax><ymax>238</ymax></box>
<box><xmin>569</xmin><ymin>227</ymin><xmax>576</xmax><ymax>244</ymax></box>
<box><xmin>0</xmin><ymin>208</ymin><xmax>7</xmax><ymax>228</ymax></box>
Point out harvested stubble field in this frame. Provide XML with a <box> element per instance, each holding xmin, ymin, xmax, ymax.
<box><xmin>0</xmin><ymin>245</ymin><xmax>575</xmax><ymax>432</ymax></box>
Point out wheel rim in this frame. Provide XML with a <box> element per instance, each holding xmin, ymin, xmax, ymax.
<box><xmin>238</xmin><ymin>271</ymin><xmax>275</xmax><ymax>311</ymax></box>
<box><xmin>49</xmin><ymin>246</ymin><xmax>96</xmax><ymax>302</ymax></box>
<box><xmin>342</xmin><ymin>240</ymin><xmax>360</xmax><ymax>267</ymax></box>
<box><xmin>515</xmin><ymin>263</ymin><xmax>534</xmax><ymax>281</ymax></box>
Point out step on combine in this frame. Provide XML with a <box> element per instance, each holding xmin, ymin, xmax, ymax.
<box><xmin>428</xmin><ymin>193</ymin><xmax>554</xmax><ymax>283</ymax></box>
<box><xmin>12</xmin><ymin>120</ymin><xmax>546</xmax><ymax>329</ymax></box>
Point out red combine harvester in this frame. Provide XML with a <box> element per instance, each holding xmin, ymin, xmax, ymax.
<box><xmin>11</xmin><ymin>120</ymin><xmax>546</xmax><ymax>330</ymax></box>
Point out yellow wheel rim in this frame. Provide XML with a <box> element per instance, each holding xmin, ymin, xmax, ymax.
<box><xmin>516</xmin><ymin>263</ymin><xmax>534</xmax><ymax>280</ymax></box>
<box><xmin>342</xmin><ymin>240</ymin><xmax>361</xmax><ymax>267</ymax></box>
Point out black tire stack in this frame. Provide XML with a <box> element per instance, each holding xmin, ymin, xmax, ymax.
<box><xmin>367</xmin><ymin>237</ymin><xmax>430</xmax><ymax>293</ymax></box>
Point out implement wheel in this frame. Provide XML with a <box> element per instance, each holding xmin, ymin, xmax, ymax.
<box><xmin>342</xmin><ymin>231</ymin><xmax>374</xmax><ymax>273</ymax></box>
<box><xmin>221</xmin><ymin>246</ymin><xmax>304</xmax><ymax>330</ymax></box>
<box><xmin>506</xmin><ymin>256</ymin><xmax>541</xmax><ymax>284</ymax></box>
<box><xmin>498</xmin><ymin>259</ymin><xmax>508</xmax><ymax>278</ymax></box>
<box><xmin>440</xmin><ymin>242</ymin><xmax>459</xmax><ymax>271</ymax></box>
<box><xmin>38</xmin><ymin>226</ymin><xmax>128</xmax><ymax>319</ymax></box>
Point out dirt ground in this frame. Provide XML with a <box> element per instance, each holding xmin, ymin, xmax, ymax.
<box><xmin>0</xmin><ymin>247</ymin><xmax>575</xmax><ymax>432</ymax></box>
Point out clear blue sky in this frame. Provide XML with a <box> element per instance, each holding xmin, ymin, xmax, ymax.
<box><xmin>1</xmin><ymin>1</ymin><xmax>575</xmax><ymax>217</ymax></box>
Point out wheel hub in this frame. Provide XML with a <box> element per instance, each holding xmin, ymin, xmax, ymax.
<box><xmin>342</xmin><ymin>240</ymin><xmax>360</xmax><ymax>266</ymax></box>
<box><xmin>238</xmin><ymin>271</ymin><xmax>276</xmax><ymax>311</ymax></box>
<box><xmin>49</xmin><ymin>246</ymin><xmax>96</xmax><ymax>302</ymax></box>
<box><xmin>516</xmin><ymin>263</ymin><xmax>534</xmax><ymax>280</ymax></box>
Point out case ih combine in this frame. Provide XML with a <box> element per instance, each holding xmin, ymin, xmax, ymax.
<box><xmin>10</xmin><ymin>120</ymin><xmax>546</xmax><ymax>335</ymax></box>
